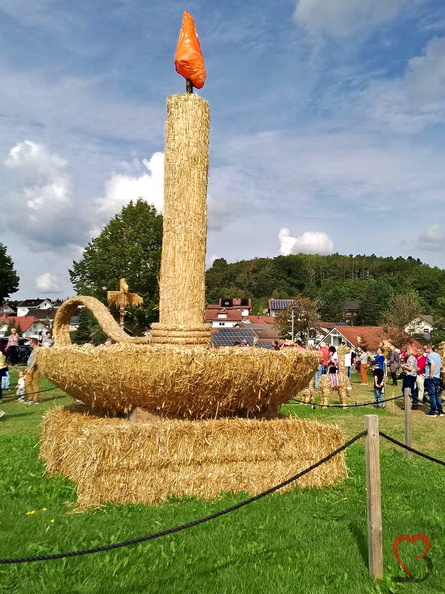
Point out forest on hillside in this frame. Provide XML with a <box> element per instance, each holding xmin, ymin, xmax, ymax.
<box><xmin>205</xmin><ymin>254</ymin><xmax>445</xmax><ymax>327</ymax></box>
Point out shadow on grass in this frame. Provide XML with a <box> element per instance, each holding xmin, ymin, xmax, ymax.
<box><xmin>150</xmin><ymin>542</ymin><xmax>290</xmax><ymax>587</ymax></box>
<box><xmin>41</xmin><ymin>394</ymin><xmax>70</xmax><ymax>404</ymax></box>
<box><xmin>0</xmin><ymin>411</ymin><xmax>34</xmax><ymax>419</ymax></box>
<box><xmin>348</xmin><ymin>521</ymin><xmax>368</xmax><ymax>567</ymax></box>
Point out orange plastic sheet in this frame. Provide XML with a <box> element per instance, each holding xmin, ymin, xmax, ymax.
<box><xmin>174</xmin><ymin>11</ymin><xmax>206</xmax><ymax>89</ymax></box>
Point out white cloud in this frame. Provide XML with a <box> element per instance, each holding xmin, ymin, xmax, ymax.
<box><xmin>417</xmin><ymin>225</ymin><xmax>445</xmax><ymax>251</ymax></box>
<box><xmin>3</xmin><ymin>140</ymin><xmax>85</xmax><ymax>249</ymax></box>
<box><xmin>35</xmin><ymin>272</ymin><xmax>61</xmax><ymax>293</ymax></box>
<box><xmin>279</xmin><ymin>228</ymin><xmax>334</xmax><ymax>256</ymax></box>
<box><xmin>93</xmin><ymin>152</ymin><xmax>164</xmax><ymax>222</ymax></box>
<box><xmin>294</xmin><ymin>0</ymin><xmax>418</xmax><ymax>38</ymax></box>
<box><xmin>93</xmin><ymin>151</ymin><xmax>234</xmax><ymax>232</ymax></box>
<box><xmin>321</xmin><ymin>37</ymin><xmax>445</xmax><ymax>134</ymax></box>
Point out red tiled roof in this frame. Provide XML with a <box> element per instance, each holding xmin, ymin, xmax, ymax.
<box><xmin>0</xmin><ymin>316</ymin><xmax>41</xmax><ymax>332</ymax></box>
<box><xmin>326</xmin><ymin>325</ymin><xmax>424</xmax><ymax>351</ymax></box>
<box><xmin>205</xmin><ymin>310</ymin><xmax>243</xmax><ymax>322</ymax></box>
<box><xmin>246</xmin><ymin>315</ymin><xmax>277</xmax><ymax>325</ymax></box>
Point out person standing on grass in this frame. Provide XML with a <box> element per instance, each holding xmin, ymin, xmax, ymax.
<box><xmin>359</xmin><ymin>348</ymin><xmax>369</xmax><ymax>385</ymax></box>
<box><xmin>0</xmin><ymin>350</ymin><xmax>8</xmax><ymax>406</ymax></box>
<box><xmin>389</xmin><ymin>346</ymin><xmax>400</xmax><ymax>386</ymax></box>
<box><xmin>320</xmin><ymin>342</ymin><xmax>330</xmax><ymax>375</ymax></box>
<box><xmin>24</xmin><ymin>338</ymin><xmax>40</xmax><ymax>405</ymax></box>
<box><xmin>372</xmin><ymin>361</ymin><xmax>385</xmax><ymax>408</ymax></box>
<box><xmin>343</xmin><ymin>344</ymin><xmax>352</xmax><ymax>380</ymax></box>
<box><xmin>5</xmin><ymin>327</ymin><xmax>20</xmax><ymax>366</ymax></box>
<box><xmin>415</xmin><ymin>346</ymin><xmax>427</xmax><ymax>404</ymax></box>
<box><xmin>373</xmin><ymin>348</ymin><xmax>386</xmax><ymax>371</ymax></box>
<box><xmin>314</xmin><ymin>342</ymin><xmax>328</xmax><ymax>388</ymax></box>
<box><xmin>401</xmin><ymin>346</ymin><xmax>418</xmax><ymax>409</ymax></box>
<box><xmin>424</xmin><ymin>344</ymin><xmax>443</xmax><ymax>417</ymax></box>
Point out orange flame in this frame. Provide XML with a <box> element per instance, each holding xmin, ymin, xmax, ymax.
<box><xmin>174</xmin><ymin>11</ymin><xmax>206</xmax><ymax>89</ymax></box>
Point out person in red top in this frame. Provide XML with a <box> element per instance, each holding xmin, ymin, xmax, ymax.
<box><xmin>415</xmin><ymin>346</ymin><xmax>427</xmax><ymax>404</ymax></box>
<box><xmin>320</xmin><ymin>343</ymin><xmax>330</xmax><ymax>372</ymax></box>
<box><xmin>314</xmin><ymin>342</ymin><xmax>329</xmax><ymax>389</ymax></box>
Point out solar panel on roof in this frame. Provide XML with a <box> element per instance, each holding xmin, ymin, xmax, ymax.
<box><xmin>270</xmin><ymin>300</ymin><xmax>298</xmax><ymax>310</ymax></box>
<box><xmin>212</xmin><ymin>328</ymin><xmax>255</xmax><ymax>346</ymax></box>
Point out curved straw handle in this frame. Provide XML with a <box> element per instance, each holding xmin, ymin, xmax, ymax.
<box><xmin>53</xmin><ymin>296</ymin><xmax>150</xmax><ymax>345</ymax></box>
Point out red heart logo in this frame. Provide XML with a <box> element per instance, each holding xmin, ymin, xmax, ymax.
<box><xmin>393</xmin><ymin>534</ymin><xmax>430</xmax><ymax>577</ymax></box>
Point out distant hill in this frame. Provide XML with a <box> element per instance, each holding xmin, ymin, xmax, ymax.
<box><xmin>205</xmin><ymin>253</ymin><xmax>445</xmax><ymax>324</ymax></box>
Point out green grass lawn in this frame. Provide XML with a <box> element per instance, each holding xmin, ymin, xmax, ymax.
<box><xmin>1</xmin><ymin>370</ymin><xmax>444</xmax><ymax>593</ymax></box>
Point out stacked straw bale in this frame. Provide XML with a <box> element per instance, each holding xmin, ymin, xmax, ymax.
<box><xmin>41</xmin><ymin>407</ymin><xmax>346</xmax><ymax>507</ymax></box>
<box><xmin>37</xmin><ymin>344</ymin><xmax>320</xmax><ymax>418</ymax></box>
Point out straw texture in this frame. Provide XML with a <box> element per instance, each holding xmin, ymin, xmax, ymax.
<box><xmin>151</xmin><ymin>93</ymin><xmax>211</xmax><ymax>345</ymax></box>
<box><xmin>52</xmin><ymin>296</ymin><xmax>149</xmax><ymax>346</ymax></box>
<box><xmin>41</xmin><ymin>407</ymin><xmax>346</xmax><ymax>507</ymax></box>
<box><xmin>37</xmin><ymin>344</ymin><xmax>320</xmax><ymax>418</ymax></box>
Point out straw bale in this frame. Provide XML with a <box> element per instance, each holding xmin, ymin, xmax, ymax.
<box><xmin>40</xmin><ymin>408</ymin><xmax>346</xmax><ymax>507</ymax></box>
<box><xmin>37</xmin><ymin>344</ymin><xmax>319</xmax><ymax>418</ymax></box>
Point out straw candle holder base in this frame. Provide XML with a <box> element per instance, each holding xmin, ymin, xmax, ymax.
<box><xmin>40</xmin><ymin>406</ymin><xmax>346</xmax><ymax>508</ymax></box>
<box><xmin>149</xmin><ymin>323</ymin><xmax>211</xmax><ymax>346</ymax></box>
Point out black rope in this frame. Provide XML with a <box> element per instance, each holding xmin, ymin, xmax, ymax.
<box><xmin>0</xmin><ymin>431</ymin><xmax>366</xmax><ymax>565</ymax></box>
<box><xmin>1</xmin><ymin>386</ymin><xmax>58</xmax><ymax>398</ymax></box>
<box><xmin>288</xmin><ymin>395</ymin><xmax>403</xmax><ymax>409</ymax></box>
<box><xmin>379</xmin><ymin>432</ymin><xmax>445</xmax><ymax>467</ymax></box>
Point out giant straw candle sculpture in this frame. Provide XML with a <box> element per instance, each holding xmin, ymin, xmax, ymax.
<box><xmin>150</xmin><ymin>12</ymin><xmax>211</xmax><ymax>346</ymax></box>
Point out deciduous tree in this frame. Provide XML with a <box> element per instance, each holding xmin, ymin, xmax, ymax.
<box><xmin>381</xmin><ymin>292</ymin><xmax>422</xmax><ymax>347</ymax></box>
<box><xmin>275</xmin><ymin>297</ymin><xmax>320</xmax><ymax>343</ymax></box>
<box><xmin>69</xmin><ymin>199</ymin><xmax>162</xmax><ymax>335</ymax></box>
<box><xmin>0</xmin><ymin>243</ymin><xmax>19</xmax><ymax>303</ymax></box>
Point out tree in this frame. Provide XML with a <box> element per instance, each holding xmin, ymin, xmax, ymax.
<box><xmin>356</xmin><ymin>279</ymin><xmax>392</xmax><ymax>326</ymax></box>
<box><xmin>0</xmin><ymin>243</ymin><xmax>19</xmax><ymax>303</ymax></box>
<box><xmin>69</xmin><ymin>199</ymin><xmax>163</xmax><ymax>334</ymax></box>
<box><xmin>380</xmin><ymin>292</ymin><xmax>422</xmax><ymax>348</ymax></box>
<box><xmin>431</xmin><ymin>297</ymin><xmax>445</xmax><ymax>345</ymax></box>
<box><xmin>275</xmin><ymin>297</ymin><xmax>320</xmax><ymax>343</ymax></box>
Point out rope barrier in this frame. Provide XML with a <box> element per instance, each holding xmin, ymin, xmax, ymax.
<box><xmin>0</xmin><ymin>431</ymin><xmax>366</xmax><ymax>565</ymax></box>
<box><xmin>1</xmin><ymin>386</ymin><xmax>58</xmax><ymax>398</ymax></box>
<box><xmin>288</xmin><ymin>395</ymin><xmax>404</xmax><ymax>409</ymax></box>
<box><xmin>379</xmin><ymin>432</ymin><xmax>445</xmax><ymax>467</ymax></box>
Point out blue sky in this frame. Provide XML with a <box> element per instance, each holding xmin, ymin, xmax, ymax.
<box><xmin>1</xmin><ymin>0</ymin><xmax>445</xmax><ymax>299</ymax></box>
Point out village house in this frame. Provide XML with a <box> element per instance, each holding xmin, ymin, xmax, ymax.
<box><xmin>341</xmin><ymin>300</ymin><xmax>361</xmax><ymax>324</ymax></box>
<box><xmin>318</xmin><ymin>325</ymin><xmax>423</xmax><ymax>353</ymax></box>
<box><xmin>0</xmin><ymin>315</ymin><xmax>48</xmax><ymax>338</ymax></box>
<box><xmin>16</xmin><ymin>298</ymin><xmax>54</xmax><ymax>317</ymax></box>
<box><xmin>404</xmin><ymin>314</ymin><xmax>434</xmax><ymax>340</ymax></box>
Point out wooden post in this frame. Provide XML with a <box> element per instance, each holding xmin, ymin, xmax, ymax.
<box><xmin>404</xmin><ymin>388</ymin><xmax>412</xmax><ymax>460</ymax></box>
<box><xmin>365</xmin><ymin>415</ymin><xmax>384</xmax><ymax>579</ymax></box>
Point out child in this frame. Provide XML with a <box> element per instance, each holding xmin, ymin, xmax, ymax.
<box><xmin>0</xmin><ymin>350</ymin><xmax>8</xmax><ymax>403</ymax></box>
<box><xmin>372</xmin><ymin>361</ymin><xmax>385</xmax><ymax>408</ymax></box>
<box><xmin>1</xmin><ymin>368</ymin><xmax>10</xmax><ymax>391</ymax></box>
<box><xmin>16</xmin><ymin>370</ymin><xmax>26</xmax><ymax>402</ymax></box>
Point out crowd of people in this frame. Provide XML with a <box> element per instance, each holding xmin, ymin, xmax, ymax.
<box><xmin>0</xmin><ymin>330</ymin><xmax>54</xmax><ymax>418</ymax></box>
<box><xmin>312</xmin><ymin>341</ymin><xmax>444</xmax><ymax>416</ymax></box>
